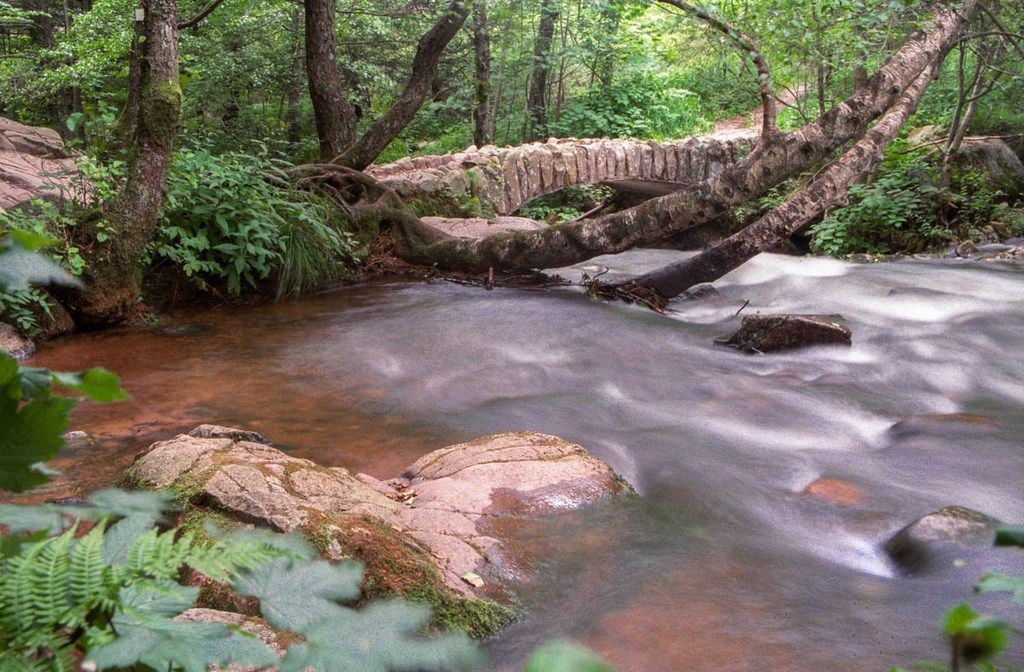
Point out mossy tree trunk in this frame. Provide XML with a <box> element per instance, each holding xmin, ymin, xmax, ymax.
<box><xmin>72</xmin><ymin>0</ymin><xmax>181</xmax><ymax>325</ymax></box>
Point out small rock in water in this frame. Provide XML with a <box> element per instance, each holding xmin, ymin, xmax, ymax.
<box><xmin>187</xmin><ymin>424</ymin><xmax>270</xmax><ymax>445</ymax></box>
<box><xmin>717</xmin><ymin>315</ymin><xmax>852</xmax><ymax>354</ymax></box>
<box><xmin>63</xmin><ymin>430</ymin><xmax>99</xmax><ymax>451</ymax></box>
<box><xmin>955</xmin><ymin>240</ymin><xmax>978</xmax><ymax>257</ymax></box>
<box><xmin>888</xmin><ymin>413</ymin><xmax>996</xmax><ymax>439</ymax></box>
<box><xmin>0</xmin><ymin>322</ymin><xmax>34</xmax><ymax>360</ymax></box>
<box><xmin>884</xmin><ymin>506</ymin><xmax>1000</xmax><ymax>573</ymax></box>
<box><xmin>801</xmin><ymin>477</ymin><xmax>863</xmax><ymax>506</ymax></box>
<box><xmin>683</xmin><ymin>283</ymin><xmax>720</xmax><ymax>300</ymax></box>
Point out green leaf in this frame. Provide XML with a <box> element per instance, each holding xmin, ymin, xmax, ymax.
<box><xmin>993</xmin><ymin>526</ymin><xmax>1024</xmax><ymax>548</ymax></box>
<box><xmin>233</xmin><ymin>557</ymin><xmax>363</xmax><ymax>631</ymax></box>
<box><xmin>51</xmin><ymin>368</ymin><xmax>130</xmax><ymax>402</ymax></box>
<box><xmin>278</xmin><ymin>600</ymin><xmax>482</xmax><ymax>672</ymax></box>
<box><xmin>85</xmin><ymin>583</ymin><xmax>276</xmax><ymax>672</ymax></box>
<box><xmin>66</xmin><ymin>112</ymin><xmax>85</xmax><ymax>133</ymax></box>
<box><xmin>87</xmin><ymin>489</ymin><xmax>177</xmax><ymax>563</ymax></box>
<box><xmin>0</xmin><ymin>241</ymin><xmax>80</xmax><ymax>291</ymax></box>
<box><xmin>525</xmin><ymin>639</ymin><xmax>616</xmax><ymax>672</ymax></box>
<box><xmin>977</xmin><ymin>572</ymin><xmax>1024</xmax><ymax>604</ymax></box>
<box><xmin>0</xmin><ymin>502</ymin><xmax>67</xmax><ymax>534</ymax></box>
<box><xmin>0</xmin><ymin>393</ymin><xmax>75</xmax><ymax>492</ymax></box>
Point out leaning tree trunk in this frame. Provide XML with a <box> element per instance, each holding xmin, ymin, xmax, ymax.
<box><xmin>390</xmin><ymin>0</ymin><xmax>975</xmax><ymax>273</ymax></box>
<box><xmin>337</xmin><ymin>0</ymin><xmax>470</xmax><ymax>170</ymax></box>
<box><xmin>527</xmin><ymin>0</ymin><xmax>558</xmax><ymax>141</ymax></box>
<box><xmin>472</xmin><ymin>0</ymin><xmax>495</xmax><ymax>146</ymax></box>
<box><xmin>305</xmin><ymin>0</ymin><xmax>358</xmax><ymax>161</ymax></box>
<box><xmin>620</xmin><ymin>59</ymin><xmax>944</xmax><ymax>301</ymax></box>
<box><xmin>72</xmin><ymin>0</ymin><xmax>181</xmax><ymax>325</ymax></box>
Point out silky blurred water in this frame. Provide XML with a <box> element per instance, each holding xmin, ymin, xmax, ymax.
<box><xmin>23</xmin><ymin>252</ymin><xmax>1024</xmax><ymax>671</ymax></box>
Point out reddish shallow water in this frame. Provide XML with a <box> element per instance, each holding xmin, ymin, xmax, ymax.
<box><xmin>13</xmin><ymin>252</ymin><xmax>1024</xmax><ymax>671</ymax></box>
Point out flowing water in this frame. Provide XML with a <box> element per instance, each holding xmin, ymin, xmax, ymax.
<box><xmin>22</xmin><ymin>251</ymin><xmax>1024</xmax><ymax>671</ymax></box>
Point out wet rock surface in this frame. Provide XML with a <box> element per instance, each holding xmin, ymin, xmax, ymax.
<box><xmin>0</xmin><ymin>322</ymin><xmax>35</xmax><ymax>360</ymax></box>
<box><xmin>126</xmin><ymin>426</ymin><xmax>633</xmax><ymax>604</ymax></box>
<box><xmin>884</xmin><ymin>506</ymin><xmax>1001</xmax><ymax>573</ymax></box>
<box><xmin>800</xmin><ymin>477</ymin><xmax>864</xmax><ymax>507</ymax></box>
<box><xmin>717</xmin><ymin>314</ymin><xmax>852</xmax><ymax>353</ymax></box>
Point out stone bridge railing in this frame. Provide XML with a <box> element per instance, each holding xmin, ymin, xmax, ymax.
<box><xmin>367</xmin><ymin>133</ymin><xmax>753</xmax><ymax>219</ymax></box>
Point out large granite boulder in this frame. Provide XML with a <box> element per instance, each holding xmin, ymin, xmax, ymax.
<box><xmin>0</xmin><ymin>117</ymin><xmax>81</xmax><ymax>212</ymax></box>
<box><xmin>124</xmin><ymin>426</ymin><xmax>633</xmax><ymax>635</ymax></box>
<box><xmin>953</xmin><ymin>138</ymin><xmax>1024</xmax><ymax>196</ymax></box>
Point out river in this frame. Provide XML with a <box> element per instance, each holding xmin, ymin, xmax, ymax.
<box><xmin>25</xmin><ymin>251</ymin><xmax>1024</xmax><ymax>671</ymax></box>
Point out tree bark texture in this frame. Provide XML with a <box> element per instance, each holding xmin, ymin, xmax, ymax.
<box><xmin>627</xmin><ymin>59</ymin><xmax>943</xmax><ymax>299</ymax></box>
<box><xmin>305</xmin><ymin>0</ymin><xmax>358</xmax><ymax>161</ymax></box>
<box><xmin>73</xmin><ymin>0</ymin><xmax>181</xmax><ymax>324</ymax></box>
<box><xmin>472</xmin><ymin>0</ymin><xmax>495</xmax><ymax>146</ymax></box>
<box><xmin>527</xmin><ymin>0</ymin><xmax>558</xmax><ymax>140</ymax></box>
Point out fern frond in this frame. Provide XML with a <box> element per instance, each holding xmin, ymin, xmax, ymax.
<box><xmin>66</xmin><ymin>524</ymin><xmax>108</xmax><ymax>628</ymax></box>
<box><xmin>29</xmin><ymin>528</ymin><xmax>73</xmax><ymax>633</ymax></box>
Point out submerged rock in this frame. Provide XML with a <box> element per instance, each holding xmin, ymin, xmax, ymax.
<box><xmin>63</xmin><ymin>430</ymin><xmax>99</xmax><ymax>451</ymax></box>
<box><xmin>187</xmin><ymin>424</ymin><xmax>270</xmax><ymax>444</ymax></box>
<box><xmin>124</xmin><ymin>426</ymin><xmax>633</xmax><ymax>636</ymax></box>
<box><xmin>717</xmin><ymin>314</ymin><xmax>852</xmax><ymax>353</ymax></box>
<box><xmin>800</xmin><ymin>477</ymin><xmax>863</xmax><ymax>506</ymax></box>
<box><xmin>0</xmin><ymin>322</ymin><xmax>34</xmax><ymax>360</ymax></box>
<box><xmin>884</xmin><ymin>506</ymin><xmax>1000</xmax><ymax>573</ymax></box>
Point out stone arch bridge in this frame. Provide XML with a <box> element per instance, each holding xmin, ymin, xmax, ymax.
<box><xmin>367</xmin><ymin>133</ymin><xmax>753</xmax><ymax>238</ymax></box>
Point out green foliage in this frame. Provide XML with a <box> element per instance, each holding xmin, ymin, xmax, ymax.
<box><xmin>0</xmin><ymin>491</ymin><xmax>482</xmax><ymax>672</ymax></box>
<box><xmin>810</xmin><ymin>145</ymin><xmax>948</xmax><ymax>256</ymax></box>
<box><xmin>526</xmin><ymin>639</ymin><xmax>616</xmax><ymax>672</ymax></box>
<box><xmin>549</xmin><ymin>72</ymin><xmax>710</xmax><ymax>140</ymax></box>
<box><xmin>0</xmin><ymin>351</ymin><xmax>128</xmax><ymax>492</ymax></box>
<box><xmin>153</xmin><ymin>149</ymin><xmax>356</xmax><ymax>297</ymax></box>
<box><xmin>900</xmin><ymin>525</ymin><xmax>1024</xmax><ymax>672</ymax></box>
<box><xmin>0</xmin><ymin>493</ymin><xmax>302</xmax><ymax>672</ymax></box>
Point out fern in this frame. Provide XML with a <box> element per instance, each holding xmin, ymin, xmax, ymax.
<box><xmin>1</xmin><ymin>491</ymin><xmax>482</xmax><ymax>671</ymax></box>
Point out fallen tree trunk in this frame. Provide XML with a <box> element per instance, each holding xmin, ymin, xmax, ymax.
<box><xmin>617</xmin><ymin>58</ymin><xmax>944</xmax><ymax>301</ymax></box>
<box><xmin>389</xmin><ymin>0</ymin><xmax>975</xmax><ymax>273</ymax></box>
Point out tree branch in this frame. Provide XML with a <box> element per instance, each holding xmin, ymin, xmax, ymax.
<box><xmin>657</xmin><ymin>0</ymin><xmax>777</xmax><ymax>139</ymax></box>
<box><xmin>177</xmin><ymin>0</ymin><xmax>227</xmax><ymax>30</ymax></box>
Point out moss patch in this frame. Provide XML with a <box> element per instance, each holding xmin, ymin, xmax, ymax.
<box><xmin>322</xmin><ymin>514</ymin><xmax>516</xmax><ymax>638</ymax></box>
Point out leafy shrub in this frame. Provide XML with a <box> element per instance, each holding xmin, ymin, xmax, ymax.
<box><xmin>0</xmin><ymin>154</ymin><xmax>124</xmax><ymax>333</ymax></box>
<box><xmin>0</xmin><ymin>490</ymin><xmax>481</xmax><ymax>672</ymax></box>
<box><xmin>548</xmin><ymin>73</ymin><xmax>710</xmax><ymax>140</ymax></box>
<box><xmin>810</xmin><ymin>145</ymin><xmax>947</xmax><ymax>256</ymax></box>
<box><xmin>152</xmin><ymin>150</ymin><xmax>356</xmax><ymax>297</ymax></box>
